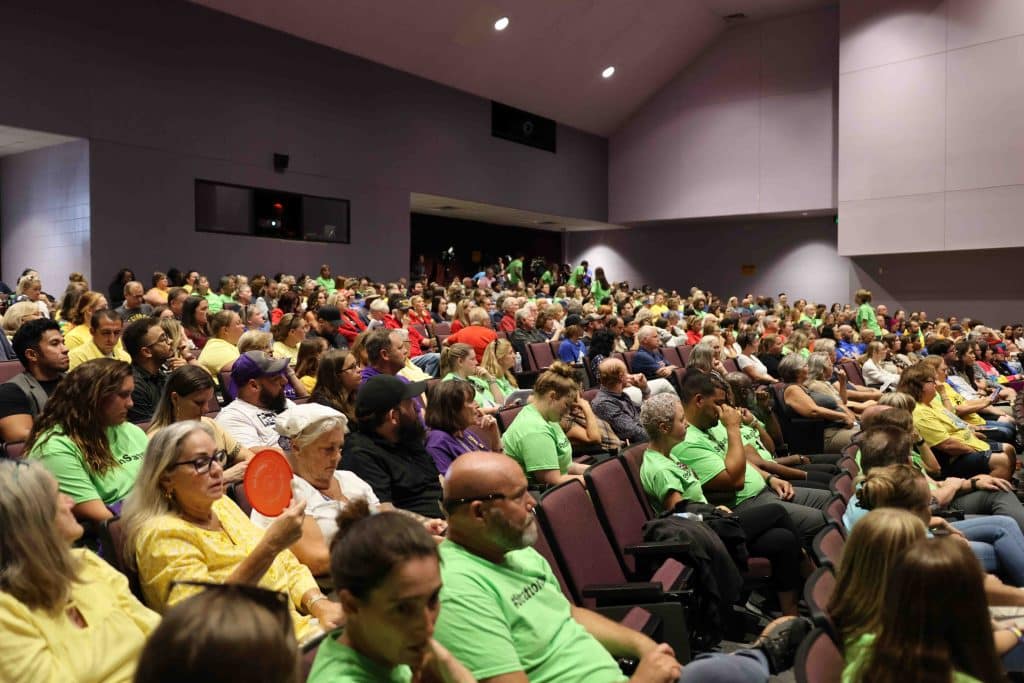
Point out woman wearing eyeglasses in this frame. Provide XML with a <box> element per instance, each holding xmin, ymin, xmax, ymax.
<box><xmin>0</xmin><ymin>459</ymin><xmax>159</xmax><ymax>683</ymax></box>
<box><xmin>121</xmin><ymin>421</ymin><xmax>343</xmax><ymax>641</ymax></box>
<box><xmin>147</xmin><ymin>365</ymin><xmax>253</xmax><ymax>483</ymax></box>
<box><xmin>27</xmin><ymin>358</ymin><xmax>149</xmax><ymax>524</ymax></box>
<box><xmin>309</xmin><ymin>499</ymin><xmax>475</xmax><ymax>683</ymax></box>
<box><xmin>309</xmin><ymin>349</ymin><xmax>360</xmax><ymax>425</ymax></box>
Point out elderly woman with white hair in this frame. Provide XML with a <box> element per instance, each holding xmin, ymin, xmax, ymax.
<box><xmin>253</xmin><ymin>403</ymin><xmax>446</xmax><ymax>576</ymax></box>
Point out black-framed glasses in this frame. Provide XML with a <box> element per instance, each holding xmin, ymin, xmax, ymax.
<box><xmin>442</xmin><ymin>492</ymin><xmax>508</xmax><ymax>509</ymax></box>
<box><xmin>145</xmin><ymin>333</ymin><xmax>171</xmax><ymax>348</ymax></box>
<box><xmin>167</xmin><ymin>449</ymin><xmax>228</xmax><ymax>474</ymax></box>
<box><xmin>170</xmin><ymin>581</ymin><xmax>291</xmax><ymax>633</ymax></box>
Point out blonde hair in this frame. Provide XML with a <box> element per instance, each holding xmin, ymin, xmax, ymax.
<box><xmin>481</xmin><ymin>338</ymin><xmax>518</xmax><ymax>388</ymax></box>
<box><xmin>857</xmin><ymin>464</ymin><xmax>930</xmax><ymax>518</ymax></box>
<box><xmin>121</xmin><ymin>421</ymin><xmax>215</xmax><ymax>569</ymax></box>
<box><xmin>878</xmin><ymin>391</ymin><xmax>916</xmax><ymax>412</ymax></box>
<box><xmin>0</xmin><ymin>461</ymin><xmax>80</xmax><ymax>612</ymax></box>
<box><xmin>159</xmin><ymin>318</ymin><xmax>186</xmax><ymax>357</ymax></box>
<box><xmin>2</xmin><ymin>301</ymin><xmax>42</xmax><ymax>335</ymax></box>
<box><xmin>828</xmin><ymin>508</ymin><xmax>926</xmax><ymax>642</ymax></box>
<box><xmin>238</xmin><ymin>331</ymin><xmax>273</xmax><ymax>354</ymax></box>
<box><xmin>16</xmin><ymin>275</ymin><xmax>41</xmax><ymax>296</ymax></box>
<box><xmin>440</xmin><ymin>343</ymin><xmax>474</xmax><ymax>377</ymax></box>
<box><xmin>533</xmin><ymin>361</ymin><xmax>579</xmax><ymax>400</ymax></box>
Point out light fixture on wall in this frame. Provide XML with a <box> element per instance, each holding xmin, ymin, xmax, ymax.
<box><xmin>602</xmin><ymin>66</ymin><xmax>616</xmax><ymax>79</ymax></box>
<box><xmin>494</xmin><ymin>16</ymin><xmax>509</xmax><ymax>31</ymax></box>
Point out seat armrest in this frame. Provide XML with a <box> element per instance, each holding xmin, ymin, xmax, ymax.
<box><xmin>582</xmin><ymin>582</ymin><xmax>665</xmax><ymax>606</ymax></box>
<box><xmin>624</xmin><ymin>541</ymin><xmax>691</xmax><ymax>558</ymax></box>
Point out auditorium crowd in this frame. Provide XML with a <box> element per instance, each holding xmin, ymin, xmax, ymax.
<box><xmin>2</xmin><ymin>258</ymin><xmax>1024</xmax><ymax>682</ymax></box>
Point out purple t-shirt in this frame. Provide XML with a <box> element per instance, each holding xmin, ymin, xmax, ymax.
<box><xmin>425</xmin><ymin>429</ymin><xmax>487</xmax><ymax>474</ymax></box>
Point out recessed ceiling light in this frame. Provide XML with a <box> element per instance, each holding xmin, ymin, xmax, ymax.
<box><xmin>494</xmin><ymin>16</ymin><xmax>509</xmax><ymax>31</ymax></box>
<box><xmin>602</xmin><ymin>66</ymin><xmax>616</xmax><ymax>79</ymax></box>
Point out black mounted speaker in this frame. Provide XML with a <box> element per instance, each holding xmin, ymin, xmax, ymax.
<box><xmin>492</xmin><ymin>102</ymin><xmax>556</xmax><ymax>153</ymax></box>
<box><xmin>273</xmin><ymin>153</ymin><xmax>289</xmax><ymax>173</ymax></box>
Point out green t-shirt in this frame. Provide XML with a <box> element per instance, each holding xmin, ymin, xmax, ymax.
<box><xmin>540</xmin><ymin>270</ymin><xmax>554</xmax><ymax>285</ymax></box>
<box><xmin>30</xmin><ymin>422</ymin><xmax>148</xmax><ymax>505</ymax></box>
<box><xmin>591</xmin><ymin>279</ymin><xmax>611</xmax><ymax>305</ymax></box>
<box><xmin>501</xmin><ymin>404</ymin><xmax>572</xmax><ymax>480</ymax></box>
<box><xmin>640</xmin><ymin>448</ymin><xmax>707</xmax><ymax>512</ymax></box>
<box><xmin>739</xmin><ymin>421</ymin><xmax>773</xmax><ymax>461</ymax></box>
<box><xmin>842</xmin><ymin>633</ymin><xmax>980</xmax><ymax>683</ymax></box>
<box><xmin>856</xmin><ymin>302</ymin><xmax>882</xmax><ymax>335</ymax></box>
<box><xmin>507</xmin><ymin>259</ymin><xmax>523</xmax><ymax>284</ymax></box>
<box><xmin>308</xmin><ymin>629</ymin><xmax>411</xmax><ymax>683</ymax></box>
<box><xmin>673</xmin><ymin>422</ymin><xmax>766</xmax><ymax>505</ymax></box>
<box><xmin>569</xmin><ymin>266</ymin><xmax>586</xmax><ymax>287</ymax></box>
<box><xmin>315</xmin><ymin>276</ymin><xmax>337</xmax><ymax>293</ymax></box>
<box><xmin>442</xmin><ymin>372</ymin><xmax>497</xmax><ymax>409</ymax></box>
<box><xmin>434</xmin><ymin>541</ymin><xmax>625</xmax><ymax>683</ymax></box>
<box><xmin>204</xmin><ymin>291</ymin><xmax>224</xmax><ymax>313</ymax></box>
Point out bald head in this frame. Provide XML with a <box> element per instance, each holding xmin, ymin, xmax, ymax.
<box><xmin>443</xmin><ymin>451</ymin><xmax>537</xmax><ymax>561</ymax></box>
<box><xmin>598</xmin><ymin>357</ymin><xmax>627</xmax><ymax>388</ymax></box>
<box><xmin>444</xmin><ymin>451</ymin><xmax>524</xmax><ymax>503</ymax></box>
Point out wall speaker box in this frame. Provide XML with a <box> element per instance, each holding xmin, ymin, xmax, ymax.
<box><xmin>491</xmin><ymin>102</ymin><xmax>556</xmax><ymax>153</ymax></box>
<box><xmin>273</xmin><ymin>153</ymin><xmax>289</xmax><ymax>172</ymax></box>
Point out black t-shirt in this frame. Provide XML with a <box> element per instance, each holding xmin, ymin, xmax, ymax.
<box><xmin>340</xmin><ymin>431</ymin><xmax>441</xmax><ymax>518</ymax></box>
<box><xmin>0</xmin><ymin>376</ymin><xmax>61</xmax><ymax>419</ymax></box>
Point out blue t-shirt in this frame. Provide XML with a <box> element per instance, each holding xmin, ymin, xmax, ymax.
<box><xmin>558</xmin><ymin>339</ymin><xmax>585</xmax><ymax>364</ymax></box>
<box><xmin>631</xmin><ymin>348</ymin><xmax>667</xmax><ymax>379</ymax></box>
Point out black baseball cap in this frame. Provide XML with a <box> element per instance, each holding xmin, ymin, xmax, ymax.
<box><xmin>317</xmin><ymin>305</ymin><xmax>342</xmax><ymax>323</ymax></box>
<box><xmin>355</xmin><ymin>374</ymin><xmax>427</xmax><ymax>418</ymax></box>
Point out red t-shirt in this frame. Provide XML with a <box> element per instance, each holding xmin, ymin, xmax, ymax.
<box><xmin>447</xmin><ymin>325</ymin><xmax>497</xmax><ymax>362</ymax></box>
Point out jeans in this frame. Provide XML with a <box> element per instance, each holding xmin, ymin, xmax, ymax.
<box><xmin>679</xmin><ymin>649</ymin><xmax>769</xmax><ymax>682</ymax></box>
<box><xmin>953</xmin><ymin>515</ymin><xmax>1024</xmax><ymax>586</ymax></box>
<box><xmin>411</xmin><ymin>352</ymin><xmax>440</xmax><ymax>377</ymax></box>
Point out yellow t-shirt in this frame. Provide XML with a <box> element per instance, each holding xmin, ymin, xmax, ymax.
<box><xmin>934</xmin><ymin>385</ymin><xmax>985</xmax><ymax>426</ymax></box>
<box><xmin>300</xmin><ymin>375</ymin><xmax>316</xmax><ymax>393</ymax></box>
<box><xmin>0</xmin><ymin>548</ymin><xmax>159</xmax><ymax>683</ymax></box>
<box><xmin>273</xmin><ymin>341</ymin><xmax>299</xmax><ymax>367</ymax></box>
<box><xmin>648</xmin><ymin>304</ymin><xmax>668</xmax><ymax>318</ymax></box>
<box><xmin>134</xmin><ymin>496</ymin><xmax>320</xmax><ymax>640</ymax></box>
<box><xmin>913</xmin><ymin>402</ymin><xmax>988</xmax><ymax>451</ymax></box>
<box><xmin>68</xmin><ymin>339</ymin><xmax>131</xmax><ymax>370</ymax></box>
<box><xmin>197</xmin><ymin>337</ymin><xmax>240</xmax><ymax>377</ymax></box>
<box><xmin>63</xmin><ymin>324</ymin><xmax>93</xmax><ymax>351</ymax></box>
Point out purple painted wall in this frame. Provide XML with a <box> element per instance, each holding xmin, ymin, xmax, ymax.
<box><xmin>839</xmin><ymin>0</ymin><xmax>1024</xmax><ymax>255</ymax></box>
<box><xmin>0</xmin><ymin>0</ymin><xmax>607</xmax><ymax>283</ymax></box>
<box><xmin>609</xmin><ymin>7</ymin><xmax>838</xmax><ymax>223</ymax></box>
<box><xmin>0</xmin><ymin>140</ymin><xmax>90</xmax><ymax>289</ymax></box>
<box><xmin>567</xmin><ymin>216</ymin><xmax>851</xmax><ymax>305</ymax></box>
<box><xmin>568</xmin><ymin>218</ymin><xmax>1024</xmax><ymax>324</ymax></box>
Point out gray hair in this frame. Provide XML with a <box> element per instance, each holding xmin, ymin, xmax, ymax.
<box><xmin>805</xmin><ymin>352</ymin><xmax>833</xmax><ymax>382</ymax></box>
<box><xmin>814</xmin><ymin>338</ymin><xmax>836</xmax><ymax>357</ymax></box>
<box><xmin>290</xmin><ymin>416</ymin><xmax>348</xmax><ymax>450</ymax></box>
<box><xmin>637</xmin><ymin>325</ymin><xmax>660</xmax><ymax>343</ymax></box>
<box><xmin>640</xmin><ymin>393</ymin><xmax>681</xmax><ymax>441</ymax></box>
<box><xmin>688</xmin><ymin>345</ymin><xmax>714</xmax><ymax>373</ymax></box>
<box><xmin>777</xmin><ymin>353</ymin><xmax>808</xmax><ymax>383</ymax></box>
<box><xmin>369</xmin><ymin>298</ymin><xmax>389</xmax><ymax>313</ymax></box>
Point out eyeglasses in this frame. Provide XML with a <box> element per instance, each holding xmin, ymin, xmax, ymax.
<box><xmin>169</xmin><ymin>581</ymin><xmax>291</xmax><ymax>633</ymax></box>
<box><xmin>441</xmin><ymin>491</ymin><xmax>509</xmax><ymax>512</ymax></box>
<box><xmin>167</xmin><ymin>449</ymin><xmax>228</xmax><ymax>474</ymax></box>
<box><xmin>339</xmin><ymin>364</ymin><xmax>360</xmax><ymax>374</ymax></box>
<box><xmin>145</xmin><ymin>333</ymin><xmax>170</xmax><ymax>348</ymax></box>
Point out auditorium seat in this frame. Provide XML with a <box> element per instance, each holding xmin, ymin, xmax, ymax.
<box><xmin>2</xmin><ymin>441</ymin><xmax>26</xmax><ymax>459</ymax></box>
<box><xmin>433</xmin><ymin>321</ymin><xmax>451</xmax><ymax>337</ymax></box>
<box><xmin>528</xmin><ymin>342</ymin><xmax>555</xmax><ymax>371</ymax></box>
<box><xmin>496</xmin><ymin>404</ymin><xmax>525</xmax><ymax>432</ymax></box>
<box><xmin>0</xmin><ymin>360</ymin><xmax>22</xmax><ymax>384</ymax></box>
<box><xmin>794</xmin><ymin>628</ymin><xmax>843</xmax><ymax>683</ymax></box>
<box><xmin>803</xmin><ymin>566</ymin><xmax>840</xmax><ymax>645</ymax></box>
<box><xmin>838</xmin><ymin>359</ymin><xmax>864</xmax><ymax>388</ymax></box>
<box><xmin>99</xmin><ymin>516</ymin><xmax>143</xmax><ymax>600</ymax></box>
<box><xmin>662</xmin><ymin>347</ymin><xmax>684</xmax><ymax>368</ymax></box>
<box><xmin>829</xmin><ymin>472</ymin><xmax>853</xmax><ymax>503</ymax></box>
<box><xmin>824</xmin><ymin>495</ymin><xmax>847</xmax><ymax>534</ymax></box>
<box><xmin>722</xmin><ymin>358</ymin><xmax>739</xmax><ymax>374</ymax></box>
<box><xmin>770</xmin><ymin>382</ymin><xmax>825</xmax><ymax>454</ymax></box>
<box><xmin>812</xmin><ymin>523</ymin><xmax>845</xmax><ymax>569</ymax></box>
<box><xmin>678</xmin><ymin>345</ymin><xmax>694</xmax><ymax>366</ymax></box>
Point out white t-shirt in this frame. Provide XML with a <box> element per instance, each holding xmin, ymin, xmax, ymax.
<box><xmin>737</xmin><ymin>353</ymin><xmax>768</xmax><ymax>377</ymax></box>
<box><xmin>251</xmin><ymin>471</ymin><xmax>379</xmax><ymax>542</ymax></box>
<box><xmin>214</xmin><ymin>397</ymin><xmax>296</xmax><ymax>449</ymax></box>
